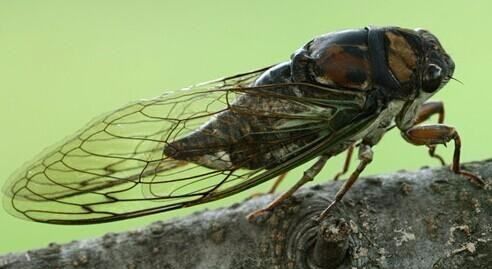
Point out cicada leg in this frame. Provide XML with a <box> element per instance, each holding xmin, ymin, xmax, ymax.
<box><xmin>414</xmin><ymin>101</ymin><xmax>446</xmax><ymax>165</ymax></box>
<box><xmin>267</xmin><ymin>173</ymin><xmax>287</xmax><ymax>193</ymax></box>
<box><xmin>402</xmin><ymin>124</ymin><xmax>484</xmax><ymax>186</ymax></box>
<box><xmin>247</xmin><ymin>155</ymin><xmax>330</xmax><ymax>222</ymax></box>
<box><xmin>250</xmin><ymin>173</ymin><xmax>287</xmax><ymax>198</ymax></box>
<box><xmin>414</xmin><ymin>101</ymin><xmax>445</xmax><ymax>125</ymax></box>
<box><xmin>333</xmin><ymin>144</ymin><xmax>355</xmax><ymax>181</ymax></box>
<box><xmin>318</xmin><ymin>144</ymin><xmax>373</xmax><ymax>221</ymax></box>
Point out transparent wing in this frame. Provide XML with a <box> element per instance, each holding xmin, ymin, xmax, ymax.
<box><xmin>2</xmin><ymin>65</ymin><xmax>373</xmax><ymax>224</ymax></box>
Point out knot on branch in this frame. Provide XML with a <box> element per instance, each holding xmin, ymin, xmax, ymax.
<box><xmin>260</xmin><ymin>194</ymin><xmax>353</xmax><ymax>269</ymax></box>
<box><xmin>311</xmin><ymin>218</ymin><xmax>352</xmax><ymax>267</ymax></box>
<box><xmin>284</xmin><ymin>213</ymin><xmax>353</xmax><ymax>268</ymax></box>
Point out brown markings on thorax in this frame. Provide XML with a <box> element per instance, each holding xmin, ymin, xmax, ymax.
<box><xmin>313</xmin><ymin>44</ymin><xmax>372</xmax><ymax>90</ymax></box>
<box><xmin>386</xmin><ymin>32</ymin><xmax>417</xmax><ymax>83</ymax></box>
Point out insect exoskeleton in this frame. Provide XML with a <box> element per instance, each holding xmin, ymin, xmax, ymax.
<box><xmin>3</xmin><ymin>26</ymin><xmax>481</xmax><ymax>225</ymax></box>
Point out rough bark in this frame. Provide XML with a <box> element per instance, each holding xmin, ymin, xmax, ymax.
<box><xmin>1</xmin><ymin>159</ymin><xmax>491</xmax><ymax>269</ymax></box>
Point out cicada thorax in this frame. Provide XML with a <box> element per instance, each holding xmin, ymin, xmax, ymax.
<box><xmin>293</xmin><ymin>27</ymin><xmax>422</xmax><ymax>100</ymax></box>
<box><xmin>291</xmin><ymin>28</ymin><xmax>373</xmax><ymax>90</ymax></box>
<box><xmin>384</xmin><ymin>31</ymin><xmax>418</xmax><ymax>84</ymax></box>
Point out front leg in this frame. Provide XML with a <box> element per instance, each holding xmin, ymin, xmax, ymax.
<box><xmin>414</xmin><ymin>101</ymin><xmax>445</xmax><ymax>125</ymax></box>
<box><xmin>402</xmin><ymin>124</ymin><xmax>484</xmax><ymax>186</ymax></box>
<box><xmin>414</xmin><ymin>101</ymin><xmax>446</xmax><ymax>165</ymax></box>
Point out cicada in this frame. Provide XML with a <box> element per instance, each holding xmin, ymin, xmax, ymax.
<box><xmin>2</xmin><ymin>26</ymin><xmax>483</xmax><ymax>225</ymax></box>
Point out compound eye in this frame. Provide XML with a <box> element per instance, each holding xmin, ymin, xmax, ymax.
<box><xmin>422</xmin><ymin>64</ymin><xmax>443</xmax><ymax>92</ymax></box>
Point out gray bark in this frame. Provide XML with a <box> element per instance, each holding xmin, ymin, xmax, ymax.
<box><xmin>1</xmin><ymin>159</ymin><xmax>491</xmax><ymax>269</ymax></box>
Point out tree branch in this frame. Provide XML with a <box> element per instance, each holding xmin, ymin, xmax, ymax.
<box><xmin>1</xmin><ymin>160</ymin><xmax>491</xmax><ymax>269</ymax></box>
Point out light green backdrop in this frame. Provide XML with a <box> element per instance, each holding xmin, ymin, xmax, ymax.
<box><xmin>1</xmin><ymin>0</ymin><xmax>490</xmax><ymax>254</ymax></box>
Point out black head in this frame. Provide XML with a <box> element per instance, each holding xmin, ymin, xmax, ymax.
<box><xmin>387</xmin><ymin>27</ymin><xmax>455</xmax><ymax>96</ymax></box>
<box><xmin>414</xmin><ymin>29</ymin><xmax>455</xmax><ymax>93</ymax></box>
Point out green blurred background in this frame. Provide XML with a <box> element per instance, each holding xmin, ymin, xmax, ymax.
<box><xmin>1</xmin><ymin>0</ymin><xmax>490</xmax><ymax>254</ymax></box>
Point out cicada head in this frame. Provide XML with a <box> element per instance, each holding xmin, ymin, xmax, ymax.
<box><xmin>386</xmin><ymin>27</ymin><xmax>455</xmax><ymax>97</ymax></box>
<box><xmin>415</xmin><ymin>29</ymin><xmax>455</xmax><ymax>93</ymax></box>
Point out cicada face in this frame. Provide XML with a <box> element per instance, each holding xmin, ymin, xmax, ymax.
<box><xmin>415</xmin><ymin>29</ymin><xmax>455</xmax><ymax>93</ymax></box>
<box><xmin>385</xmin><ymin>27</ymin><xmax>456</xmax><ymax>129</ymax></box>
<box><xmin>385</xmin><ymin>27</ymin><xmax>455</xmax><ymax>97</ymax></box>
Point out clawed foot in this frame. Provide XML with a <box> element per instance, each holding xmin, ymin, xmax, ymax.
<box><xmin>246</xmin><ymin>208</ymin><xmax>273</xmax><ymax>223</ymax></box>
<box><xmin>455</xmin><ymin>168</ymin><xmax>486</xmax><ymax>187</ymax></box>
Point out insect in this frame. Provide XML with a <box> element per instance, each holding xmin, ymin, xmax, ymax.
<box><xmin>2</xmin><ymin>26</ymin><xmax>483</xmax><ymax>225</ymax></box>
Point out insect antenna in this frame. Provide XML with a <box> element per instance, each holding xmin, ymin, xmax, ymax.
<box><xmin>449</xmin><ymin>76</ymin><xmax>464</xmax><ymax>85</ymax></box>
